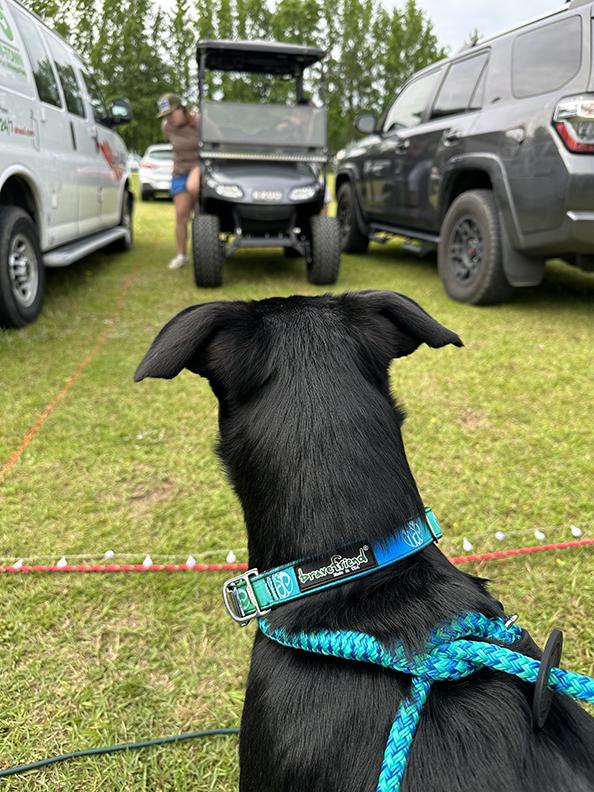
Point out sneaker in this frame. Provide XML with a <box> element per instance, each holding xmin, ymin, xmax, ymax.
<box><xmin>168</xmin><ymin>254</ymin><xmax>188</xmax><ymax>270</ymax></box>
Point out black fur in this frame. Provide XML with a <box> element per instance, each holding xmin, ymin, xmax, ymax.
<box><xmin>136</xmin><ymin>291</ymin><xmax>594</xmax><ymax>791</ymax></box>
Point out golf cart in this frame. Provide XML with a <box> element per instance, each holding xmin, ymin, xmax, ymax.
<box><xmin>193</xmin><ymin>40</ymin><xmax>341</xmax><ymax>287</ymax></box>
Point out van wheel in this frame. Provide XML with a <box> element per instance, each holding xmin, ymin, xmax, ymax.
<box><xmin>307</xmin><ymin>215</ymin><xmax>341</xmax><ymax>284</ymax></box>
<box><xmin>141</xmin><ymin>188</ymin><xmax>153</xmax><ymax>202</ymax></box>
<box><xmin>337</xmin><ymin>182</ymin><xmax>369</xmax><ymax>253</ymax></box>
<box><xmin>192</xmin><ymin>214</ymin><xmax>223</xmax><ymax>288</ymax></box>
<box><xmin>108</xmin><ymin>191</ymin><xmax>134</xmax><ymax>252</ymax></box>
<box><xmin>0</xmin><ymin>206</ymin><xmax>45</xmax><ymax>328</ymax></box>
<box><xmin>439</xmin><ymin>190</ymin><xmax>513</xmax><ymax>305</ymax></box>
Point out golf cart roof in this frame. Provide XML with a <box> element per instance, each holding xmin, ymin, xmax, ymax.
<box><xmin>196</xmin><ymin>39</ymin><xmax>326</xmax><ymax>74</ymax></box>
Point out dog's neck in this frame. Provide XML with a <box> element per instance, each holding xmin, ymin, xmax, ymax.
<box><xmin>221</xmin><ymin>397</ymin><xmax>426</xmax><ymax>571</ymax></box>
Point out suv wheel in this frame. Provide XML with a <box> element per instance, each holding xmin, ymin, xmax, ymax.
<box><xmin>307</xmin><ymin>215</ymin><xmax>340</xmax><ymax>284</ymax></box>
<box><xmin>0</xmin><ymin>206</ymin><xmax>45</xmax><ymax>328</ymax></box>
<box><xmin>192</xmin><ymin>214</ymin><xmax>223</xmax><ymax>288</ymax></box>
<box><xmin>336</xmin><ymin>182</ymin><xmax>369</xmax><ymax>253</ymax></box>
<box><xmin>438</xmin><ymin>190</ymin><xmax>513</xmax><ymax>305</ymax></box>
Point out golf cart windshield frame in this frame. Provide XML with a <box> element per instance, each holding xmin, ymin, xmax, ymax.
<box><xmin>196</xmin><ymin>39</ymin><xmax>328</xmax><ymax>162</ymax></box>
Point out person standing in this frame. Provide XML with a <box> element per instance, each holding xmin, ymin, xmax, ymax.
<box><xmin>156</xmin><ymin>94</ymin><xmax>201</xmax><ymax>270</ymax></box>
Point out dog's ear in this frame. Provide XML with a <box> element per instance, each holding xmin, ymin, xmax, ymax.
<box><xmin>134</xmin><ymin>301</ymin><xmax>252</xmax><ymax>383</ymax></box>
<box><xmin>355</xmin><ymin>290</ymin><xmax>463</xmax><ymax>359</ymax></box>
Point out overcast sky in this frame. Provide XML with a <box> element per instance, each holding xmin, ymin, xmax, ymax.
<box><xmin>157</xmin><ymin>0</ymin><xmax>564</xmax><ymax>53</ymax></box>
<box><xmin>413</xmin><ymin>0</ymin><xmax>564</xmax><ymax>53</ymax></box>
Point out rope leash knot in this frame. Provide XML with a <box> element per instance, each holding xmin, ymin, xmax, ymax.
<box><xmin>259</xmin><ymin>611</ymin><xmax>594</xmax><ymax>792</ymax></box>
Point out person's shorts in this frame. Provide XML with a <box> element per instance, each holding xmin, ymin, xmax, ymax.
<box><xmin>170</xmin><ymin>174</ymin><xmax>188</xmax><ymax>196</ymax></box>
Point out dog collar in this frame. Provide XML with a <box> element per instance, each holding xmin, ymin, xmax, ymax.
<box><xmin>222</xmin><ymin>507</ymin><xmax>442</xmax><ymax>625</ymax></box>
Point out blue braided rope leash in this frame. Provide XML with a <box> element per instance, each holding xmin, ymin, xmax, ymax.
<box><xmin>259</xmin><ymin>611</ymin><xmax>594</xmax><ymax>792</ymax></box>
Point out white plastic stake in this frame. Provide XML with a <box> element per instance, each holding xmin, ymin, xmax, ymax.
<box><xmin>56</xmin><ymin>556</ymin><xmax>67</xmax><ymax>568</ymax></box>
<box><xmin>103</xmin><ymin>550</ymin><xmax>115</xmax><ymax>559</ymax></box>
<box><xmin>12</xmin><ymin>559</ymin><xmax>23</xmax><ymax>569</ymax></box>
<box><xmin>226</xmin><ymin>550</ymin><xmax>237</xmax><ymax>564</ymax></box>
<box><xmin>142</xmin><ymin>554</ymin><xmax>153</xmax><ymax>567</ymax></box>
<box><xmin>462</xmin><ymin>538</ymin><xmax>473</xmax><ymax>552</ymax></box>
<box><xmin>186</xmin><ymin>555</ymin><xmax>196</xmax><ymax>568</ymax></box>
<box><xmin>534</xmin><ymin>529</ymin><xmax>546</xmax><ymax>541</ymax></box>
<box><xmin>495</xmin><ymin>531</ymin><xmax>506</xmax><ymax>542</ymax></box>
<box><xmin>570</xmin><ymin>525</ymin><xmax>582</xmax><ymax>538</ymax></box>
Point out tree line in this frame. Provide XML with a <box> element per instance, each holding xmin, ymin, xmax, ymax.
<box><xmin>23</xmin><ymin>0</ymin><xmax>446</xmax><ymax>153</ymax></box>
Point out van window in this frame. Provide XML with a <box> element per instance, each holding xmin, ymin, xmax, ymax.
<box><xmin>431</xmin><ymin>53</ymin><xmax>488</xmax><ymax>118</ymax></box>
<box><xmin>383</xmin><ymin>70</ymin><xmax>442</xmax><ymax>132</ymax></box>
<box><xmin>512</xmin><ymin>16</ymin><xmax>582</xmax><ymax>98</ymax></box>
<box><xmin>45</xmin><ymin>34</ymin><xmax>85</xmax><ymax>117</ymax></box>
<box><xmin>11</xmin><ymin>7</ymin><xmax>61</xmax><ymax>107</ymax></box>
<box><xmin>0</xmin><ymin>2</ymin><xmax>30</xmax><ymax>93</ymax></box>
<box><xmin>81</xmin><ymin>70</ymin><xmax>108</xmax><ymax>124</ymax></box>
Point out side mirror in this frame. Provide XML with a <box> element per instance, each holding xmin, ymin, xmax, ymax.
<box><xmin>355</xmin><ymin>112</ymin><xmax>376</xmax><ymax>135</ymax></box>
<box><xmin>108</xmin><ymin>97</ymin><xmax>132</xmax><ymax>126</ymax></box>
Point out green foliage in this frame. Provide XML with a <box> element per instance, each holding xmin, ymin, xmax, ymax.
<box><xmin>21</xmin><ymin>0</ymin><xmax>446</xmax><ymax>152</ymax></box>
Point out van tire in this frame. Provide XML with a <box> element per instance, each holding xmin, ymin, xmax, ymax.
<box><xmin>108</xmin><ymin>191</ymin><xmax>134</xmax><ymax>252</ymax></box>
<box><xmin>192</xmin><ymin>214</ymin><xmax>223</xmax><ymax>288</ymax></box>
<box><xmin>0</xmin><ymin>206</ymin><xmax>45</xmax><ymax>328</ymax></box>
<box><xmin>438</xmin><ymin>190</ymin><xmax>513</xmax><ymax>305</ymax></box>
<box><xmin>141</xmin><ymin>188</ymin><xmax>153</xmax><ymax>202</ymax></box>
<box><xmin>337</xmin><ymin>182</ymin><xmax>369</xmax><ymax>253</ymax></box>
<box><xmin>307</xmin><ymin>215</ymin><xmax>341</xmax><ymax>284</ymax></box>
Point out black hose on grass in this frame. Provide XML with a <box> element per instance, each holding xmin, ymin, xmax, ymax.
<box><xmin>0</xmin><ymin>727</ymin><xmax>240</xmax><ymax>778</ymax></box>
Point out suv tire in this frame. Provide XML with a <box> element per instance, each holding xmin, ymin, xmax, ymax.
<box><xmin>439</xmin><ymin>190</ymin><xmax>513</xmax><ymax>305</ymax></box>
<box><xmin>108</xmin><ymin>191</ymin><xmax>134</xmax><ymax>252</ymax></box>
<box><xmin>0</xmin><ymin>206</ymin><xmax>45</xmax><ymax>328</ymax></box>
<box><xmin>192</xmin><ymin>214</ymin><xmax>223</xmax><ymax>288</ymax></box>
<box><xmin>337</xmin><ymin>182</ymin><xmax>369</xmax><ymax>253</ymax></box>
<box><xmin>307</xmin><ymin>215</ymin><xmax>340</xmax><ymax>284</ymax></box>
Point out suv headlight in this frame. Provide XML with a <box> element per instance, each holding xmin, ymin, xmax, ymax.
<box><xmin>289</xmin><ymin>185</ymin><xmax>318</xmax><ymax>201</ymax></box>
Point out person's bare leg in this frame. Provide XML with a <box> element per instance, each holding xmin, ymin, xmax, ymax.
<box><xmin>186</xmin><ymin>166</ymin><xmax>200</xmax><ymax>202</ymax></box>
<box><xmin>174</xmin><ymin>192</ymin><xmax>193</xmax><ymax>255</ymax></box>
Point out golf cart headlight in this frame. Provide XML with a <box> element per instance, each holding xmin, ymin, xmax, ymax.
<box><xmin>289</xmin><ymin>185</ymin><xmax>318</xmax><ymax>201</ymax></box>
<box><xmin>214</xmin><ymin>183</ymin><xmax>244</xmax><ymax>199</ymax></box>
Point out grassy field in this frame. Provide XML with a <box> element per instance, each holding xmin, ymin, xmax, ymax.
<box><xmin>0</xmin><ymin>184</ymin><xmax>593</xmax><ymax>790</ymax></box>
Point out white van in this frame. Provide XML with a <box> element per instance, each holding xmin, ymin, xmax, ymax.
<box><xmin>0</xmin><ymin>0</ymin><xmax>133</xmax><ymax>328</ymax></box>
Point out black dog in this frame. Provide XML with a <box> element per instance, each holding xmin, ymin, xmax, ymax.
<box><xmin>136</xmin><ymin>291</ymin><xmax>594</xmax><ymax>792</ymax></box>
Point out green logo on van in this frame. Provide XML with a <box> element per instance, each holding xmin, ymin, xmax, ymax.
<box><xmin>0</xmin><ymin>9</ymin><xmax>14</xmax><ymax>42</ymax></box>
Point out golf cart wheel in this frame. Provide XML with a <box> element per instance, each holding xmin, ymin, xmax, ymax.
<box><xmin>284</xmin><ymin>246</ymin><xmax>302</xmax><ymax>258</ymax></box>
<box><xmin>337</xmin><ymin>182</ymin><xmax>369</xmax><ymax>253</ymax></box>
<box><xmin>0</xmin><ymin>206</ymin><xmax>45</xmax><ymax>328</ymax></box>
<box><xmin>192</xmin><ymin>214</ymin><xmax>223</xmax><ymax>288</ymax></box>
<box><xmin>438</xmin><ymin>190</ymin><xmax>513</xmax><ymax>305</ymax></box>
<box><xmin>108</xmin><ymin>190</ymin><xmax>134</xmax><ymax>252</ymax></box>
<box><xmin>307</xmin><ymin>215</ymin><xmax>340</xmax><ymax>285</ymax></box>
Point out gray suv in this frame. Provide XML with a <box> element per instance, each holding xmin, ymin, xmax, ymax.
<box><xmin>336</xmin><ymin>0</ymin><xmax>594</xmax><ymax>304</ymax></box>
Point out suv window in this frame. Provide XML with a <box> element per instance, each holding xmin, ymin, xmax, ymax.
<box><xmin>45</xmin><ymin>34</ymin><xmax>85</xmax><ymax>117</ymax></box>
<box><xmin>11</xmin><ymin>7</ymin><xmax>61</xmax><ymax>107</ymax></box>
<box><xmin>81</xmin><ymin>70</ymin><xmax>107</xmax><ymax>124</ymax></box>
<box><xmin>383</xmin><ymin>70</ymin><xmax>442</xmax><ymax>133</ymax></box>
<box><xmin>431</xmin><ymin>53</ymin><xmax>488</xmax><ymax>119</ymax></box>
<box><xmin>512</xmin><ymin>16</ymin><xmax>582</xmax><ymax>98</ymax></box>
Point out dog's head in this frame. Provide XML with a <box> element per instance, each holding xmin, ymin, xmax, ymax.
<box><xmin>135</xmin><ymin>292</ymin><xmax>462</xmax><ymax>558</ymax></box>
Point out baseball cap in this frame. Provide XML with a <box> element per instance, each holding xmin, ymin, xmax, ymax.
<box><xmin>156</xmin><ymin>93</ymin><xmax>182</xmax><ymax>118</ymax></box>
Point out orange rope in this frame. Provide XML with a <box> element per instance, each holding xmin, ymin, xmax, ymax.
<box><xmin>0</xmin><ymin>270</ymin><xmax>137</xmax><ymax>483</ymax></box>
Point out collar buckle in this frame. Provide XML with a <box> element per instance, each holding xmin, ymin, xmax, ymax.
<box><xmin>222</xmin><ymin>568</ymin><xmax>270</xmax><ymax>626</ymax></box>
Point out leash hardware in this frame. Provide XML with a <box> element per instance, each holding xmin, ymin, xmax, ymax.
<box><xmin>222</xmin><ymin>569</ymin><xmax>270</xmax><ymax>626</ymax></box>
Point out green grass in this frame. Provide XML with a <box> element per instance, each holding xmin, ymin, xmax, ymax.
<box><xmin>0</xmin><ymin>185</ymin><xmax>593</xmax><ymax>790</ymax></box>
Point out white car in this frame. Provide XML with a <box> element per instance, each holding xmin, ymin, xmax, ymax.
<box><xmin>0</xmin><ymin>0</ymin><xmax>133</xmax><ymax>328</ymax></box>
<box><xmin>139</xmin><ymin>144</ymin><xmax>173</xmax><ymax>201</ymax></box>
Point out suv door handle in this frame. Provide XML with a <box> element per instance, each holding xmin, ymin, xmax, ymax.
<box><xmin>443</xmin><ymin>129</ymin><xmax>461</xmax><ymax>144</ymax></box>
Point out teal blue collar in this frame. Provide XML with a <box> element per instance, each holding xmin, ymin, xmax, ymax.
<box><xmin>222</xmin><ymin>507</ymin><xmax>442</xmax><ymax>625</ymax></box>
